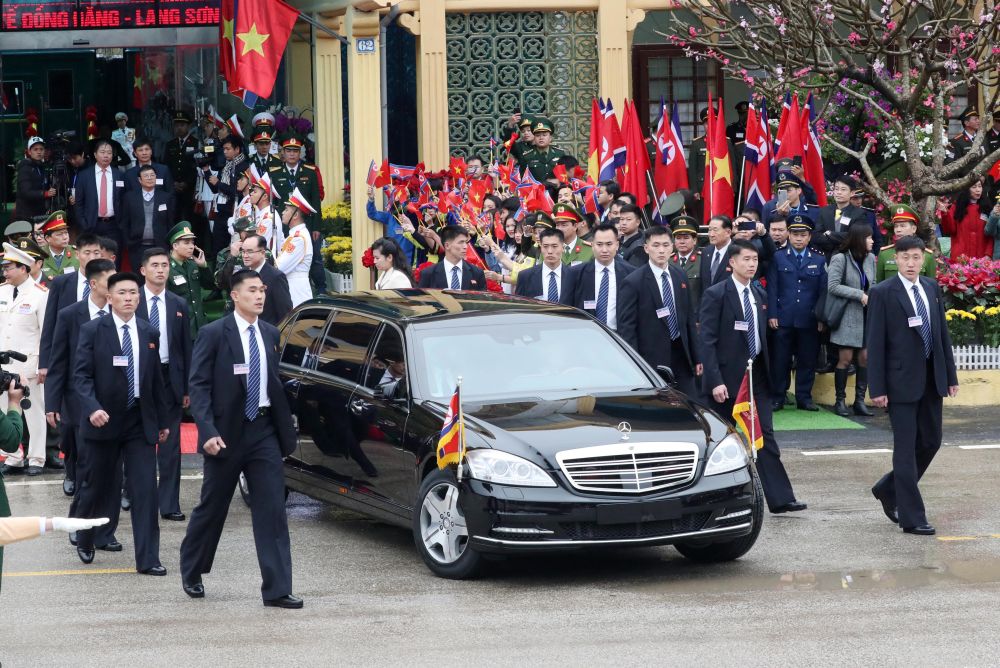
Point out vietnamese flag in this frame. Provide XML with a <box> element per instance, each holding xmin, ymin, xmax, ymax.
<box><xmin>620</xmin><ymin>99</ymin><xmax>651</xmax><ymax>209</ymax></box>
<box><xmin>132</xmin><ymin>53</ymin><xmax>144</xmax><ymax>109</ymax></box>
<box><xmin>800</xmin><ymin>94</ymin><xmax>828</xmax><ymax>207</ymax></box>
<box><xmin>234</xmin><ymin>0</ymin><xmax>300</xmax><ymax>99</ymax></box>
<box><xmin>702</xmin><ymin>95</ymin><xmax>735</xmax><ymax>218</ymax></box>
<box><xmin>467</xmin><ymin>178</ymin><xmax>488</xmax><ymax>212</ymax></box>
<box><xmin>367</xmin><ymin>158</ymin><xmax>391</xmax><ymax>188</ymax></box>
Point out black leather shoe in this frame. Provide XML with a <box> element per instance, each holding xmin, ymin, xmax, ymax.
<box><xmin>903</xmin><ymin>524</ymin><xmax>936</xmax><ymax>536</ymax></box>
<box><xmin>139</xmin><ymin>565</ymin><xmax>167</xmax><ymax>576</ymax></box>
<box><xmin>77</xmin><ymin>546</ymin><xmax>95</xmax><ymax>564</ymax></box>
<box><xmin>96</xmin><ymin>540</ymin><xmax>123</xmax><ymax>552</ymax></box>
<box><xmin>45</xmin><ymin>457</ymin><xmax>65</xmax><ymax>470</ymax></box>
<box><xmin>121</xmin><ymin>493</ymin><xmax>131</xmax><ymax>511</ymax></box>
<box><xmin>0</xmin><ymin>463</ymin><xmax>22</xmax><ymax>475</ymax></box>
<box><xmin>871</xmin><ymin>487</ymin><xmax>898</xmax><ymax>524</ymax></box>
<box><xmin>263</xmin><ymin>594</ymin><xmax>304</xmax><ymax>609</ymax></box>
<box><xmin>796</xmin><ymin>401</ymin><xmax>820</xmax><ymax>412</ymax></box>
<box><xmin>771</xmin><ymin>401</ymin><xmax>784</xmax><ymax>412</ymax></box>
<box><xmin>771</xmin><ymin>501</ymin><xmax>808</xmax><ymax>513</ymax></box>
<box><xmin>161</xmin><ymin>512</ymin><xmax>186</xmax><ymax>521</ymax></box>
<box><xmin>63</xmin><ymin>478</ymin><xmax>75</xmax><ymax>496</ymax></box>
<box><xmin>26</xmin><ymin>465</ymin><xmax>44</xmax><ymax>476</ymax></box>
<box><xmin>183</xmin><ymin>580</ymin><xmax>205</xmax><ymax>598</ymax></box>
<box><xmin>69</xmin><ymin>531</ymin><xmax>78</xmax><ymax>546</ymax></box>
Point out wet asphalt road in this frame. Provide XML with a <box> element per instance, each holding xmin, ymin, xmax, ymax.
<box><xmin>2</xmin><ymin>408</ymin><xmax>1000</xmax><ymax>666</ymax></box>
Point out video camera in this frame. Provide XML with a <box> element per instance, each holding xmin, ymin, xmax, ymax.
<box><xmin>46</xmin><ymin>129</ymin><xmax>78</xmax><ymax>213</ymax></box>
<box><xmin>0</xmin><ymin>350</ymin><xmax>31</xmax><ymax>410</ymax></box>
<box><xmin>195</xmin><ymin>137</ymin><xmax>219</xmax><ymax>169</ymax></box>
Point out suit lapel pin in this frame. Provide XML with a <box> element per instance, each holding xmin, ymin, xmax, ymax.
<box><xmin>148</xmin><ymin>342</ymin><xmax>156</xmax><ymax>349</ymax></box>
<box><xmin>176</xmin><ymin>311</ymin><xmax>183</xmax><ymax>317</ymax></box>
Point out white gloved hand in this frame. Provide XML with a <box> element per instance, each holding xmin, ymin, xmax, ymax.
<box><xmin>51</xmin><ymin>517</ymin><xmax>110</xmax><ymax>533</ymax></box>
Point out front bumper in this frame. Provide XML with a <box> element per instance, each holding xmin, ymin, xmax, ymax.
<box><xmin>462</xmin><ymin>466</ymin><xmax>756</xmax><ymax>553</ymax></box>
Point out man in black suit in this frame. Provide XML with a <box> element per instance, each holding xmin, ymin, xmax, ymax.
<box><xmin>239</xmin><ymin>234</ymin><xmax>293</xmax><ymax>325</ymax></box>
<box><xmin>417</xmin><ymin>226</ymin><xmax>487</xmax><ymax>290</ymax></box>
<box><xmin>569</xmin><ymin>222</ymin><xmax>635</xmax><ymax>329</ymax></box>
<box><xmin>698</xmin><ymin>215</ymin><xmax>735</xmax><ymax>302</ymax></box>
<box><xmin>813</xmin><ymin>175</ymin><xmax>863</xmax><ymax>258</ymax></box>
<box><xmin>37</xmin><ymin>233</ymin><xmax>105</xmax><ymax>495</ymax></box>
<box><xmin>514</xmin><ymin>227</ymin><xmax>576</xmax><ymax>303</ymax></box>
<box><xmin>123</xmin><ymin>138</ymin><xmax>174</xmax><ymax>196</ymax></box>
<box><xmin>699</xmin><ymin>239</ymin><xmax>806</xmax><ymax>514</ymax></box>
<box><xmin>137</xmin><ymin>248</ymin><xmax>192</xmax><ymax>521</ymax></box>
<box><xmin>868</xmin><ymin>236</ymin><xmax>959</xmax><ymax>536</ymax></box>
<box><xmin>179</xmin><ymin>269</ymin><xmax>302</xmax><ymax>608</ymax></box>
<box><xmin>44</xmin><ymin>259</ymin><xmax>118</xmax><ymax>547</ymax></box>
<box><xmin>616</xmin><ymin>204</ymin><xmax>646</xmax><ymax>266</ymax></box>
<box><xmin>121</xmin><ymin>165</ymin><xmax>175</xmax><ymax>270</ymax></box>
<box><xmin>74</xmin><ymin>139</ymin><xmax>125</xmax><ymax>253</ymax></box>
<box><xmin>618</xmin><ymin>226</ymin><xmax>700</xmax><ymax>397</ymax></box>
<box><xmin>72</xmin><ymin>272</ymin><xmax>170</xmax><ymax>573</ymax></box>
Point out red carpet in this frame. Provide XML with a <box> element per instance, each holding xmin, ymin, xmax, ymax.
<box><xmin>181</xmin><ymin>422</ymin><xmax>198</xmax><ymax>454</ymax></box>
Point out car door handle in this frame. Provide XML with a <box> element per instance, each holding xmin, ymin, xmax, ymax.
<box><xmin>350</xmin><ymin>399</ymin><xmax>368</xmax><ymax>415</ymax></box>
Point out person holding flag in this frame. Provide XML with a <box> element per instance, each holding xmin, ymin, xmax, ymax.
<box><xmin>699</xmin><ymin>238</ymin><xmax>806</xmax><ymax>514</ymax></box>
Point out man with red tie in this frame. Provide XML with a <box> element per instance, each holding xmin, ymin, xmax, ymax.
<box><xmin>75</xmin><ymin>140</ymin><xmax>124</xmax><ymax>267</ymax></box>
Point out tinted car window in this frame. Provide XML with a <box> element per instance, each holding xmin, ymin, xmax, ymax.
<box><xmin>280</xmin><ymin>308</ymin><xmax>332</xmax><ymax>368</ymax></box>
<box><xmin>315</xmin><ymin>312</ymin><xmax>381</xmax><ymax>383</ymax></box>
<box><xmin>361</xmin><ymin>326</ymin><xmax>407</xmax><ymax>391</ymax></box>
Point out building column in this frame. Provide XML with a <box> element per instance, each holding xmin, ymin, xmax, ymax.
<box><xmin>314</xmin><ymin>17</ymin><xmax>345</xmax><ymax>205</ymax></box>
<box><xmin>400</xmin><ymin>0</ymin><xmax>449</xmax><ymax>170</ymax></box>
<box><xmin>598</xmin><ymin>0</ymin><xmax>631</xmax><ymax>111</ymax></box>
<box><xmin>346</xmin><ymin>7</ymin><xmax>383</xmax><ymax>286</ymax></box>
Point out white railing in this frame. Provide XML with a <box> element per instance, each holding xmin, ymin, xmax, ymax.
<box><xmin>328</xmin><ymin>272</ymin><xmax>354</xmax><ymax>293</ymax></box>
<box><xmin>952</xmin><ymin>345</ymin><xmax>1000</xmax><ymax>370</ymax></box>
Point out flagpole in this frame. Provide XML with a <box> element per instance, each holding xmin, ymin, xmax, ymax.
<box><xmin>645</xmin><ymin>169</ymin><xmax>659</xmax><ymax>224</ymax></box>
<box><xmin>747</xmin><ymin>358</ymin><xmax>758</xmax><ymax>462</ymax></box>
<box><xmin>456</xmin><ymin>376</ymin><xmax>465</xmax><ymax>482</ymax></box>
<box><xmin>736</xmin><ymin>154</ymin><xmax>747</xmax><ymax>215</ymax></box>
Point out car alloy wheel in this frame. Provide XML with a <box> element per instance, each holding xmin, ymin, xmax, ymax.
<box><xmin>239</xmin><ymin>472</ymin><xmax>251</xmax><ymax>507</ymax></box>
<box><xmin>419</xmin><ymin>481</ymin><xmax>469</xmax><ymax>564</ymax></box>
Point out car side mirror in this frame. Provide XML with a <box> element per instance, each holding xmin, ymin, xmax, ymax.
<box><xmin>375</xmin><ymin>379</ymin><xmax>406</xmax><ymax>402</ymax></box>
<box><xmin>656</xmin><ymin>365</ymin><xmax>677</xmax><ymax>385</ymax></box>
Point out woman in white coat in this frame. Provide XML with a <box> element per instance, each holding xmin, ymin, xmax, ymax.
<box><xmin>372</xmin><ymin>237</ymin><xmax>414</xmax><ymax>289</ymax></box>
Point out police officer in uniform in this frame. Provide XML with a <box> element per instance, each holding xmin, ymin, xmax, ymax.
<box><xmin>766</xmin><ymin>215</ymin><xmax>827</xmax><ymax>412</ymax></box>
<box><xmin>522</xmin><ymin>118</ymin><xmax>570</xmax><ymax>183</ymax></box>
<box><xmin>947</xmin><ymin>106</ymin><xmax>982</xmax><ymax>164</ymax></box>
<box><xmin>39</xmin><ymin>211</ymin><xmax>79</xmax><ymax>282</ymax></box>
<box><xmin>164</xmin><ymin>110</ymin><xmax>199</xmax><ymax>223</ymax></box>
<box><xmin>669</xmin><ymin>215</ymin><xmax>703</xmax><ymax>314</ymax></box>
<box><xmin>552</xmin><ymin>203</ymin><xmax>593</xmax><ymax>266</ymax></box>
<box><xmin>875</xmin><ymin>205</ymin><xmax>937</xmax><ymax>283</ymax></box>
<box><xmin>166</xmin><ymin>222</ymin><xmax>213</xmax><ymax>338</ymax></box>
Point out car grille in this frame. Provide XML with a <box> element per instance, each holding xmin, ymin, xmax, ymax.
<box><xmin>555</xmin><ymin>442</ymin><xmax>699</xmax><ymax>494</ymax></box>
<box><xmin>559</xmin><ymin>512</ymin><xmax>711</xmax><ymax>540</ymax></box>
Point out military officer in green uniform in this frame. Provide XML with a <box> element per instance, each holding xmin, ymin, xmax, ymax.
<box><xmin>167</xmin><ymin>222</ymin><xmax>214</xmax><ymax>338</ymax></box>
<box><xmin>522</xmin><ymin>117</ymin><xmax>571</xmax><ymax>184</ymax></box>
<box><xmin>669</xmin><ymin>215</ymin><xmax>704</xmax><ymax>314</ymax></box>
<box><xmin>214</xmin><ymin>216</ymin><xmax>269</xmax><ymax>311</ymax></box>
<box><xmin>249</xmin><ymin>128</ymin><xmax>282</xmax><ymax>176</ymax></box>
<box><xmin>270</xmin><ymin>134</ymin><xmax>321</xmax><ymax>224</ymax></box>
<box><xmin>552</xmin><ymin>202</ymin><xmax>594</xmax><ymax>265</ymax></box>
<box><xmin>875</xmin><ymin>204</ymin><xmax>937</xmax><ymax>283</ymax></box>
<box><xmin>164</xmin><ymin>110</ymin><xmax>199</xmax><ymax>223</ymax></box>
<box><xmin>502</xmin><ymin>114</ymin><xmax>536</xmax><ymax>171</ymax></box>
<box><xmin>38</xmin><ymin>210</ymin><xmax>78</xmax><ymax>282</ymax></box>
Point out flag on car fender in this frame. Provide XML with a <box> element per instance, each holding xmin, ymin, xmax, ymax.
<box><xmin>436</xmin><ymin>385</ymin><xmax>465</xmax><ymax>469</ymax></box>
<box><xmin>732</xmin><ymin>370</ymin><xmax>763</xmax><ymax>451</ymax></box>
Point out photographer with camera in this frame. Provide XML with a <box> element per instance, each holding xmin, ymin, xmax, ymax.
<box><xmin>15</xmin><ymin>137</ymin><xmax>56</xmax><ymax>220</ymax></box>
<box><xmin>0</xmin><ymin>243</ymin><xmax>47</xmax><ymax>476</ymax></box>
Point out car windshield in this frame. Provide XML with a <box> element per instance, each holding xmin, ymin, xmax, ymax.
<box><xmin>409</xmin><ymin>313</ymin><xmax>654</xmax><ymax>402</ymax></box>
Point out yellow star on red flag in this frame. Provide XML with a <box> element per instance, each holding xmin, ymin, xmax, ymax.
<box><xmin>238</xmin><ymin>23</ymin><xmax>270</xmax><ymax>57</ymax></box>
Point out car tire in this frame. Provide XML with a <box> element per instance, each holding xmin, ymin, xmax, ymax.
<box><xmin>412</xmin><ymin>469</ymin><xmax>482</xmax><ymax>579</ymax></box>
<box><xmin>674</xmin><ymin>467</ymin><xmax>764</xmax><ymax>563</ymax></box>
<box><xmin>238</xmin><ymin>473</ymin><xmax>289</xmax><ymax>507</ymax></box>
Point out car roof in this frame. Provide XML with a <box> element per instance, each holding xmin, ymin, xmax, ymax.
<box><xmin>302</xmin><ymin>289</ymin><xmax>586</xmax><ymax>323</ymax></box>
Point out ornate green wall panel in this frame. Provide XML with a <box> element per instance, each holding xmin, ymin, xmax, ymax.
<box><xmin>445</xmin><ymin>11</ymin><xmax>598</xmax><ymax>163</ymax></box>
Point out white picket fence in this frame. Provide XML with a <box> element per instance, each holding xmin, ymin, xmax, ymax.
<box><xmin>326</xmin><ymin>271</ymin><xmax>354</xmax><ymax>293</ymax></box>
<box><xmin>952</xmin><ymin>345</ymin><xmax>1000</xmax><ymax>370</ymax></box>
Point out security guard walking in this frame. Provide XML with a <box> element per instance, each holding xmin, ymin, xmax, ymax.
<box><xmin>875</xmin><ymin>205</ymin><xmax>937</xmax><ymax>283</ymax></box>
<box><xmin>39</xmin><ymin>211</ymin><xmax>79</xmax><ymax>282</ymax></box>
<box><xmin>765</xmin><ymin>215</ymin><xmax>827</xmax><ymax>412</ymax></box>
<box><xmin>166</xmin><ymin>222</ymin><xmax>213</xmax><ymax>338</ymax></box>
<box><xmin>522</xmin><ymin>117</ymin><xmax>570</xmax><ymax>183</ymax></box>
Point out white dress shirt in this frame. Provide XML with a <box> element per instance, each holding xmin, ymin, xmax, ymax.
<box><xmin>648</xmin><ymin>260</ymin><xmax>678</xmax><ymax>325</ymax></box>
<box><xmin>542</xmin><ymin>262</ymin><xmax>562</xmax><ymax>301</ymax></box>
<box><xmin>77</xmin><ymin>270</ymin><xmax>90</xmax><ymax>302</ymax></box>
<box><xmin>144</xmin><ymin>286</ymin><xmax>169</xmax><ymax>363</ymax></box>
<box><xmin>94</xmin><ymin>165</ymin><xmax>116</xmax><ymax>217</ymax></box>
<box><xmin>731</xmin><ymin>276</ymin><xmax>761</xmax><ymax>356</ymax></box>
<box><xmin>442</xmin><ymin>258</ymin><xmax>463</xmax><ymax>288</ymax></box>
<box><xmin>112</xmin><ymin>311</ymin><xmax>140</xmax><ymax>399</ymax></box>
<box><xmin>898</xmin><ymin>274</ymin><xmax>931</xmax><ymax>332</ymax></box>
<box><xmin>710</xmin><ymin>242</ymin><xmax>731</xmax><ymax>276</ymax></box>
<box><xmin>234</xmin><ymin>312</ymin><xmax>270</xmax><ymax>408</ymax></box>
<box><xmin>594</xmin><ymin>260</ymin><xmax>618</xmax><ymax>329</ymax></box>
<box><xmin>87</xmin><ymin>298</ymin><xmax>108</xmax><ymax>320</ymax></box>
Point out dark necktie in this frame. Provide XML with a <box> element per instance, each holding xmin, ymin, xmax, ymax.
<box><xmin>53</xmin><ymin>254</ymin><xmax>63</xmax><ymax>270</ymax></box>
<box><xmin>796</xmin><ymin>252</ymin><xmax>803</xmax><ymax>268</ymax></box>
<box><xmin>150</xmin><ymin>295</ymin><xmax>160</xmax><ymax>330</ymax></box>
<box><xmin>912</xmin><ymin>285</ymin><xmax>932</xmax><ymax>358</ymax></box>
<box><xmin>679</xmin><ymin>256</ymin><xmax>687</xmax><ymax>267</ymax></box>
<box><xmin>83</xmin><ymin>280</ymin><xmax>91</xmax><ymax>300</ymax></box>
<box><xmin>12</xmin><ymin>286</ymin><xmax>18</xmax><ymax>301</ymax></box>
<box><xmin>547</xmin><ymin>270</ymin><xmax>559</xmax><ymax>302</ymax></box>
<box><xmin>596</xmin><ymin>267</ymin><xmax>610</xmax><ymax>324</ymax></box>
<box><xmin>659</xmin><ymin>271</ymin><xmax>680</xmax><ymax>340</ymax></box>
<box><xmin>711</xmin><ymin>250</ymin><xmax>721</xmax><ymax>278</ymax></box>
<box><xmin>94</xmin><ymin>309</ymin><xmax>106</xmax><ymax>320</ymax></box>
<box><xmin>121</xmin><ymin>324</ymin><xmax>136</xmax><ymax>409</ymax></box>
<box><xmin>450</xmin><ymin>266</ymin><xmax>460</xmax><ymax>290</ymax></box>
<box><xmin>742</xmin><ymin>287</ymin><xmax>758</xmax><ymax>359</ymax></box>
<box><xmin>245</xmin><ymin>325</ymin><xmax>261</xmax><ymax>420</ymax></box>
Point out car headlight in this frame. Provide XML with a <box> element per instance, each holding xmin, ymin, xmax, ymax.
<box><xmin>465</xmin><ymin>450</ymin><xmax>556</xmax><ymax>487</ymax></box>
<box><xmin>703</xmin><ymin>433</ymin><xmax>749</xmax><ymax>476</ymax></box>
